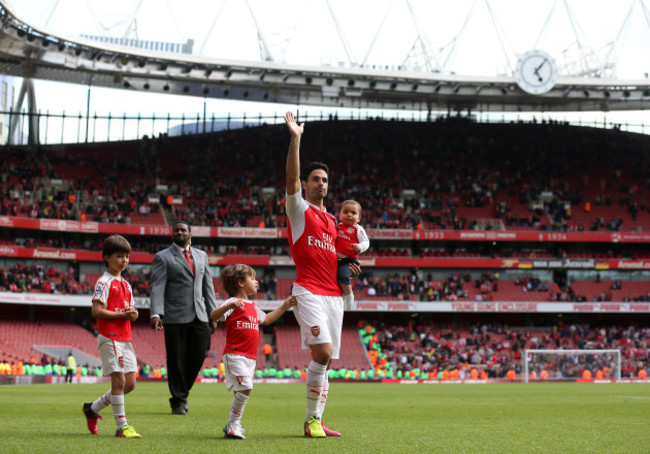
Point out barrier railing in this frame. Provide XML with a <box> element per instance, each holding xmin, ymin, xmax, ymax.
<box><xmin>2</xmin><ymin>108</ymin><xmax>647</xmax><ymax>146</ymax></box>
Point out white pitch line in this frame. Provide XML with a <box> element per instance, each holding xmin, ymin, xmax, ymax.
<box><xmin>616</xmin><ymin>396</ymin><xmax>650</xmax><ymax>400</ymax></box>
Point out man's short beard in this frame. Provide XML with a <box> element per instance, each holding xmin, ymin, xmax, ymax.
<box><xmin>173</xmin><ymin>237</ymin><xmax>189</xmax><ymax>247</ymax></box>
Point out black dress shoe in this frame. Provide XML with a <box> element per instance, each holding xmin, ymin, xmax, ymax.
<box><xmin>171</xmin><ymin>406</ymin><xmax>187</xmax><ymax>415</ymax></box>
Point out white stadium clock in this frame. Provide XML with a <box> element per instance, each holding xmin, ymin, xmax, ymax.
<box><xmin>515</xmin><ymin>49</ymin><xmax>558</xmax><ymax>95</ymax></box>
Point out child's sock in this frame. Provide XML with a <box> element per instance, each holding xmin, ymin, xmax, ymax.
<box><xmin>344</xmin><ymin>293</ymin><xmax>355</xmax><ymax>310</ymax></box>
<box><xmin>228</xmin><ymin>392</ymin><xmax>249</xmax><ymax>426</ymax></box>
<box><xmin>305</xmin><ymin>360</ymin><xmax>327</xmax><ymax>419</ymax></box>
<box><xmin>91</xmin><ymin>389</ymin><xmax>112</xmax><ymax>414</ymax></box>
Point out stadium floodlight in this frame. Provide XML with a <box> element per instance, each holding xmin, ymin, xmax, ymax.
<box><xmin>523</xmin><ymin>349</ymin><xmax>621</xmax><ymax>383</ymax></box>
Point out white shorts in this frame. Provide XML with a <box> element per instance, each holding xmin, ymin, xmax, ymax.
<box><xmin>292</xmin><ymin>284</ymin><xmax>344</xmax><ymax>359</ymax></box>
<box><xmin>223</xmin><ymin>353</ymin><xmax>256</xmax><ymax>392</ymax></box>
<box><xmin>97</xmin><ymin>334</ymin><xmax>137</xmax><ymax>375</ymax></box>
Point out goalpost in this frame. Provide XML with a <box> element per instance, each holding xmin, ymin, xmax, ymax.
<box><xmin>523</xmin><ymin>349</ymin><xmax>621</xmax><ymax>383</ymax></box>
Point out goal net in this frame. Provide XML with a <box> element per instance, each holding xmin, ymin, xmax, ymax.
<box><xmin>523</xmin><ymin>349</ymin><xmax>621</xmax><ymax>382</ymax></box>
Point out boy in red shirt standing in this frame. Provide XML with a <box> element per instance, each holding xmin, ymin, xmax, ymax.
<box><xmin>82</xmin><ymin>234</ymin><xmax>141</xmax><ymax>438</ymax></box>
<box><xmin>211</xmin><ymin>264</ymin><xmax>296</xmax><ymax>439</ymax></box>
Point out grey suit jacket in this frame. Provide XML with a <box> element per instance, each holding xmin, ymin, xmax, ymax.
<box><xmin>149</xmin><ymin>245</ymin><xmax>217</xmax><ymax>324</ymax></box>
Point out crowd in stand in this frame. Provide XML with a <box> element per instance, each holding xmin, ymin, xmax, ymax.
<box><xmin>1</xmin><ymin>119</ymin><xmax>649</xmax><ymax>233</ymax></box>
<box><xmin>0</xmin><ymin>356</ymin><xmax>166</xmax><ymax>378</ymax></box>
<box><xmin>2</xmin><ymin>319</ymin><xmax>648</xmax><ymax>381</ymax></box>
<box><xmin>0</xmin><ymin>263</ymin><xmax>85</xmax><ymax>294</ymax></box>
<box><xmin>358</xmin><ymin>271</ymin><xmax>500</xmax><ymax>302</ymax></box>
<box><xmin>0</xmin><ymin>265</ymin><xmax>152</xmax><ymax>296</ymax></box>
<box><xmin>359</xmin><ymin>320</ymin><xmax>649</xmax><ymax>380</ymax></box>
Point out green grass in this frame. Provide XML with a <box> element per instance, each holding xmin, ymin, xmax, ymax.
<box><xmin>1</xmin><ymin>381</ymin><xmax>649</xmax><ymax>453</ymax></box>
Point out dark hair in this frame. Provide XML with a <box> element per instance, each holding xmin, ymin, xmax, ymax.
<box><xmin>101</xmin><ymin>235</ymin><xmax>131</xmax><ymax>267</ymax></box>
<box><xmin>175</xmin><ymin>220</ymin><xmax>191</xmax><ymax>232</ymax></box>
<box><xmin>301</xmin><ymin>161</ymin><xmax>329</xmax><ymax>182</ymax></box>
<box><xmin>221</xmin><ymin>264</ymin><xmax>255</xmax><ymax>297</ymax></box>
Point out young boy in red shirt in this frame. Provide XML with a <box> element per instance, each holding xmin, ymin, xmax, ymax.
<box><xmin>82</xmin><ymin>234</ymin><xmax>141</xmax><ymax>438</ymax></box>
<box><xmin>211</xmin><ymin>264</ymin><xmax>296</xmax><ymax>439</ymax></box>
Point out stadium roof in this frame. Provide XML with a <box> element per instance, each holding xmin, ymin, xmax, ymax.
<box><xmin>2</xmin><ymin>0</ymin><xmax>650</xmax><ymax>113</ymax></box>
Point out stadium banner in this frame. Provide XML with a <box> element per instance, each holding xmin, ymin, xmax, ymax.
<box><xmin>2</xmin><ymin>215</ymin><xmax>650</xmax><ymax>243</ymax></box>
<box><xmin>39</xmin><ymin>219</ymin><xmax>99</xmax><ymax>233</ymax></box>
<box><xmin>1</xmin><ymin>245</ymin><xmax>649</xmax><ymax>271</ymax></box>
<box><xmin>217</xmin><ymin>227</ymin><xmax>279</xmax><ymax>238</ymax></box>
<box><xmin>367</xmin><ymin>228</ymin><xmax>413</xmax><ymax>239</ymax></box>
<box><xmin>0</xmin><ymin>245</ymin><xmax>650</xmax><ymax>270</ymax></box>
<box><xmin>207</xmin><ymin>255</ymin><xmax>271</xmax><ymax>266</ymax></box>
<box><xmin>0</xmin><ymin>246</ymin><xmax>152</xmax><ymax>263</ymax></box>
<box><xmin>1</xmin><ymin>293</ymin><xmax>649</xmax><ymax>312</ymax></box>
<box><xmin>412</xmin><ymin>229</ymin><xmax>650</xmax><ymax>243</ymax></box>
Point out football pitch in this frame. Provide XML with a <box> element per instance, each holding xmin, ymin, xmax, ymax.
<box><xmin>1</xmin><ymin>381</ymin><xmax>649</xmax><ymax>453</ymax></box>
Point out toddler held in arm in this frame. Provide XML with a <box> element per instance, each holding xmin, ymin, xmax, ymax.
<box><xmin>335</xmin><ymin>200</ymin><xmax>369</xmax><ymax>311</ymax></box>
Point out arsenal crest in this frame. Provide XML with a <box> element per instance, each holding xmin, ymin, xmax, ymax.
<box><xmin>311</xmin><ymin>325</ymin><xmax>320</xmax><ymax>337</ymax></box>
<box><xmin>118</xmin><ymin>356</ymin><xmax>124</xmax><ymax>368</ymax></box>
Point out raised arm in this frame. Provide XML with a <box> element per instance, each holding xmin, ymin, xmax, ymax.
<box><xmin>285</xmin><ymin>112</ymin><xmax>304</xmax><ymax>196</ymax></box>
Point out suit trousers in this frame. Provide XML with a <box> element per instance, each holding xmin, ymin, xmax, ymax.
<box><xmin>164</xmin><ymin>317</ymin><xmax>211</xmax><ymax>408</ymax></box>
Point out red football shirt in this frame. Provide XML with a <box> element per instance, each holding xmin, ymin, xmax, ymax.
<box><xmin>335</xmin><ymin>222</ymin><xmax>370</xmax><ymax>259</ymax></box>
<box><xmin>92</xmin><ymin>272</ymin><xmax>133</xmax><ymax>341</ymax></box>
<box><xmin>286</xmin><ymin>191</ymin><xmax>341</xmax><ymax>296</ymax></box>
<box><xmin>219</xmin><ymin>298</ymin><xmax>266</xmax><ymax>360</ymax></box>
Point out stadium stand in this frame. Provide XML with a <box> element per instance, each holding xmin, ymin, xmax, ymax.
<box><xmin>1</xmin><ymin>120</ymin><xmax>649</xmax><ymax>381</ymax></box>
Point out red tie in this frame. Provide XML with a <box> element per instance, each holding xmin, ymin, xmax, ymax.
<box><xmin>183</xmin><ymin>249</ymin><xmax>194</xmax><ymax>274</ymax></box>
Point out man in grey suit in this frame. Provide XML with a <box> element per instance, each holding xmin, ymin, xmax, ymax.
<box><xmin>150</xmin><ymin>221</ymin><xmax>217</xmax><ymax>415</ymax></box>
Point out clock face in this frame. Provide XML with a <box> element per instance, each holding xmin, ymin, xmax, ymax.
<box><xmin>515</xmin><ymin>50</ymin><xmax>558</xmax><ymax>95</ymax></box>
